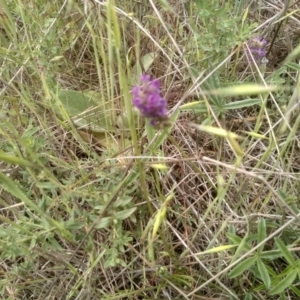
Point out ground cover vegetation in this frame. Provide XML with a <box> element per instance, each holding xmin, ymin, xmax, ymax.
<box><xmin>1</xmin><ymin>0</ymin><xmax>300</xmax><ymax>299</ymax></box>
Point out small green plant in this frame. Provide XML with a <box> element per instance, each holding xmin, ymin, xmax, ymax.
<box><xmin>188</xmin><ymin>0</ymin><xmax>250</xmax><ymax>65</ymax></box>
<box><xmin>228</xmin><ymin>219</ymin><xmax>300</xmax><ymax>298</ymax></box>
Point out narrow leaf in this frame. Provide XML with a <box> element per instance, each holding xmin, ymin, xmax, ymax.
<box><xmin>152</xmin><ymin>109</ymin><xmax>179</xmax><ymax>149</ymax></box>
<box><xmin>230</xmin><ymin>234</ymin><xmax>251</xmax><ymax>263</ymax></box>
<box><xmin>151</xmin><ymin>164</ymin><xmax>168</xmax><ymax>170</ymax></box>
<box><xmin>229</xmin><ymin>256</ymin><xmax>257</xmax><ymax>278</ymax></box>
<box><xmin>196</xmin><ymin>244</ymin><xmax>237</xmax><ymax>256</ymax></box>
<box><xmin>257</xmin><ymin>258</ymin><xmax>271</xmax><ymax>289</ymax></box>
<box><xmin>245</xmin><ymin>131</ymin><xmax>267</xmax><ymax>139</ymax></box>
<box><xmin>152</xmin><ymin>206</ymin><xmax>167</xmax><ymax>240</ymax></box>
<box><xmin>180</xmin><ymin>101</ymin><xmax>217</xmax><ymax>114</ymax></box>
<box><xmin>257</xmin><ymin>218</ymin><xmax>266</xmax><ymax>255</ymax></box>
<box><xmin>148</xmin><ymin>232</ymin><xmax>155</xmax><ymax>262</ymax></box>
<box><xmin>269</xmin><ymin>270</ymin><xmax>297</xmax><ymax>295</ymax></box>
<box><xmin>275</xmin><ymin>238</ymin><xmax>296</xmax><ymax>267</ymax></box>
<box><xmin>226</xmin><ymin>232</ymin><xmax>242</xmax><ymax>244</ymax></box>
<box><xmin>204</xmin><ymin>84</ymin><xmax>277</xmax><ymax>97</ymax></box>
<box><xmin>260</xmin><ymin>250</ymin><xmax>282</xmax><ymax>260</ymax></box>
<box><xmin>242</xmin><ymin>6</ymin><xmax>249</xmax><ymax>24</ymax></box>
<box><xmin>94</xmin><ymin>217</ymin><xmax>111</xmax><ymax>229</ymax></box>
<box><xmin>228</xmin><ymin>133</ymin><xmax>243</xmax><ymax>156</ymax></box>
<box><xmin>243</xmin><ymin>293</ymin><xmax>252</xmax><ymax>300</ymax></box>
<box><xmin>152</xmin><ymin>193</ymin><xmax>174</xmax><ymax>239</ymax></box>
<box><xmin>0</xmin><ymin>152</ymin><xmax>35</xmax><ymax>168</ymax></box>
<box><xmin>223</xmin><ymin>98</ymin><xmax>261</xmax><ymax>110</ymax></box>
<box><xmin>290</xmin><ymin>285</ymin><xmax>300</xmax><ymax>297</ymax></box>
<box><xmin>286</xmin><ymin>62</ymin><xmax>300</xmax><ymax>71</ymax></box>
<box><xmin>114</xmin><ymin>207</ymin><xmax>137</xmax><ymax>221</ymax></box>
<box><xmin>180</xmin><ymin>101</ymin><xmax>205</xmax><ymax>109</ymax></box>
<box><xmin>190</xmin><ymin>124</ymin><xmax>241</xmax><ymax>139</ymax></box>
<box><xmin>282</xmin><ymin>43</ymin><xmax>300</xmax><ymax>65</ymax></box>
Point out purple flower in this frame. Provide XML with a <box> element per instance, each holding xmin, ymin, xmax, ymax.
<box><xmin>246</xmin><ymin>36</ymin><xmax>268</xmax><ymax>65</ymax></box>
<box><xmin>132</xmin><ymin>74</ymin><xmax>168</xmax><ymax>126</ymax></box>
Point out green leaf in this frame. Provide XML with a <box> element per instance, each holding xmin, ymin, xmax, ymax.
<box><xmin>36</xmin><ymin>181</ymin><xmax>59</xmax><ymax>190</ymax></box>
<box><xmin>0</xmin><ymin>171</ymin><xmax>73</xmax><ymax>240</ymax></box>
<box><xmin>226</xmin><ymin>232</ymin><xmax>242</xmax><ymax>244</ymax></box>
<box><xmin>113</xmin><ymin>196</ymin><xmax>133</xmax><ymax>208</ymax></box>
<box><xmin>191</xmin><ymin>124</ymin><xmax>240</xmax><ymax>139</ymax></box>
<box><xmin>114</xmin><ymin>207</ymin><xmax>137</xmax><ymax>221</ymax></box>
<box><xmin>65</xmin><ymin>219</ymin><xmax>84</xmax><ymax>230</ymax></box>
<box><xmin>257</xmin><ymin>258</ymin><xmax>271</xmax><ymax>289</ymax></box>
<box><xmin>190</xmin><ymin>123</ymin><xmax>243</xmax><ymax>156</ymax></box>
<box><xmin>180</xmin><ymin>101</ymin><xmax>209</xmax><ymax>113</ymax></box>
<box><xmin>242</xmin><ymin>6</ymin><xmax>249</xmax><ymax>24</ymax></box>
<box><xmin>148</xmin><ymin>232</ymin><xmax>155</xmax><ymax>262</ymax></box>
<box><xmin>152</xmin><ymin>109</ymin><xmax>179</xmax><ymax>149</ymax></box>
<box><xmin>94</xmin><ymin>217</ymin><xmax>111</xmax><ymax>229</ymax></box>
<box><xmin>169</xmin><ymin>274</ymin><xmax>195</xmax><ymax>288</ymax></box>
<box><xmin>130</xmin><ymin>52</ymin><xmax>156</xmax><ymax>85</ymax></box>
<box><xmin>243</xmin><ymin>293</ymin><xmax>252</xmax><ymax>300</ymax></box>
<box><xmin>245</xmin><ymin>131</ymin><xmax>267</xmax><ymax>139</ymax></box>
<box><xmin>199</xmin><ymin>68</ymin><xmax>223</xmax><ymax>108</ymax></box>
<box><xmin>228</xmin><ymin>234</ymin><xmax>251</xmax><ymax>263</ymax></box>
<box><xmin>286</xmin><ymin>62</ymin><xmax>300</xmax><ymax>71</ymax></box>
<box><xmin>257</xmin><ymin>218</ymin><xmax>266</xmax><ymax>255</ymax></box>
<box><xmin>282</xmin><ymin>42</ymin><xmax>300</xmax><ymax>65</ymax></box>
<box><xmin>269</xmin><ymin>270</ymin><xmax>297</xmax><ymax>295</ymax></box>
<box><xmin>290</xmin><ymin>285</ymin><xmax>300</xmax><ymax>297</ymax></box>
<box><xmin>152</xmin><ymin>193</ymin><xmax>174</xmax><ymax>239</ymax></box>
<box><xmin>0</xmin><ymin>0</ymin><xmax>17</xmax><ymax>40</ymax></box>
<box><xmin>0</xmin><ymin>152</ymin><xmax>36</xmax><ymax>168</ymax></box>
<box><xmin>260</xmin><ymin>250</ymin><xmax>282</xmax><ymax>260</ymax></box>
<box><xmin>197</xmin><ymin>244</ymin><xmax>237</xmax><ymax>256</ymax></box>
<box><xmin>58</xmin><ymin>89</ymin><xmax>98</xmax><ymax>116</ymax></box>
<box><xmin>275</xmin><ymin>238</ymin><xmax>296</xmax><ymax>267</ymax></box>
<box><xmin>140</xmin><ymin>52</ymin><xmax>156</xmax><ymax>73</ymax></box>
<box><xmin>151</xmin><ymin>163</ymin><xmax>168</xmax><ymax>170</ymax></box>
<box><xmin>58</xmin><ymin>89</ymin><xmax>116</xmax><ymax>132</ymax></box>
<box><xmin>179</xmin><ymin>101</ymin><xmax>219</xmax><ymax>114</ymax></box>
<box><xmin>223</xmin><ymin>98</ymin><xmax>261</xmax><ymax>110</ymax></box>
<box><xmin>229</xmin><ymin>256</ymin><xmax>257</xmax><ymax>278</ymax></box>
<box><xmin>204</xmin><ymin>84</ymin><xmax>277</xmax><ymax>97</ymax></box>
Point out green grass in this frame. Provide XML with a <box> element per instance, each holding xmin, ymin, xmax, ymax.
<box><xmin>1</xmin><ymin>0</ymin><xmax>300</xmax><ymax>299</ymax></box>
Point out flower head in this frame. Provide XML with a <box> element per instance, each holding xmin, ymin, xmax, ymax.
<box><xmin>132</xmin><ymin>74</ymin><xmax>168</xmax><ymax>126</ymax></box>
<box><xmin>246</xmin><ymin>36</ymin><xmax>268</xmax><ymax>65</ymax></box>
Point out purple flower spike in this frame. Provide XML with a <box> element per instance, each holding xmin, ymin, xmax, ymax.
<box><xmin>132</xmin><ymin>74</ymin><xmax>168</xmax><ymax>126</ymax></box>
<box><xmin>246</xmin><ymin>36</ymin><xmax>268</xmax><ymax>65</ymax></box>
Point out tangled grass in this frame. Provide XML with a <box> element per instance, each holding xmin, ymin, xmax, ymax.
<box><xmin>1</xmin><ymin>0</ymin><xmax>300</xmax><ymax>299</ymax></box>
